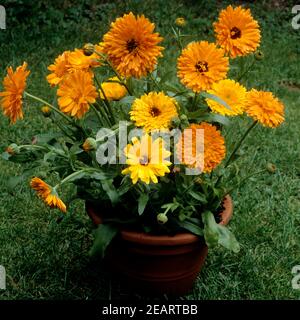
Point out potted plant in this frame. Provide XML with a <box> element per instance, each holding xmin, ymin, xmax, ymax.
<box><xmin>0</xmin><ymin>6</ymin><xmax>285</xmax><ymax>295</ymax></box>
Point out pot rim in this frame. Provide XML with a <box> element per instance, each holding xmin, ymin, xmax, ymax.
<box><xmin>121</xmin><ymin>195</ymin><xmax>233</xmax><ymax>246</ymax></box>
<box><xmin>86</xmin><ymin>195</ymin><xmax>233</xmax><ymax>246</ymax></box>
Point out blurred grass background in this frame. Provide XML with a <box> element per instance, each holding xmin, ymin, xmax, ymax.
<box><xmin>0</xmin><ymin>0</ymin><xmax>299</xmax><ymax>299</ymax></box>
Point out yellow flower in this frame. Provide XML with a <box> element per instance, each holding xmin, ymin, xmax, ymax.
<box><xmin>175</xmin><ymin>17</ymin><xmax>186</xmax><ymax>27</ymax></box>
<box><xmin>100</xmin><ymin>77</ymin><xmax>127</xmax><ymax>101</ymax></box>
<box><xmin>176</xmin><ymin>123</ymin><xmax>226</xmax><ymax>173</ymax></box>
<box><xmin>122</xmin><ymin>133</ymin><xmax>172</xmax><ymax>184</ymax></box>
<box><xmin>30</xmin><ymin>177</ymin><xmax>67</xmax><ymax>213</ymax></box>
<box><xmin>245</xmin><ymin>89</ymin><xmax>285</xmax><ymax>128</ymax></box>
<box><xmin>102</xmin><ymin>12</ymin><xmax>164</xmax><ymax>78</ymax></box>
<box><xmin>57</xmin><ymin>70</ymin><xmax>98</xmax><ymax>118</ymax></box>
<box><xmin>130</xmin><ymin>92</ymin><xmax>178</xmax><ymax>132</ymax></box>
<box><xmin>47</xmin><ymin>51</ymin><xmax>70</xmax><ymax>86</ymax></box>
<box><xmin>177</xmin><ymin>41</ymin><xmax>229</xmax><ymax>92</ymax></box>
<box><xmin>214</xmin><ymin>5</ymin><xmax>261</xmax><ymax>58</ymax></box>
<box><xmin>206</xmin><ymin>79</ymin><xmax>247</xmax><ymax>116</ymax></box>
<box><xmin>0</xmin><ymin>62</ymin><xmax>30</xmax><ymax>124</ymax></box>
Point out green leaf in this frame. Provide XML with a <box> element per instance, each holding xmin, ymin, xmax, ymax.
<box><xmin>197</xmin><ymin>113</ymin><xmax>230</xmax><ymax>126</ymax></box>
<box><xmin>102</xmin><ymin>179</ymin><xmax>119</xmax><ymax>204</ymax></box>
<box><xmin>7</xmin><ymin>175</ymin><xmax>24</xmax><ymax>190</ymax></box>
<box><xmin>33</xmin><ymin>132</ymin><xmax>64</xmax><ymax>144</ymax></box>
<box><xmin>202</xmin><ymin>211</ymin><xmax>240</xmax><ymax>252</ymax></box>
<box><xmin>89</xmin><ymin>224</ymin><xmax>118</xmax><ymax>258</ymax></box>
<box><xmin>70</xmin><ymin>143</ymin><xmax>84</xmax><ymax>155</ymax></box>
<box><xmin>118</xmin><ymin>96</ymin><xmax>136</xmax><ymax>105</ymax></box>
<box><xmin>89</xmin><ymin>171</ymin><xmax>112</xmax><ymax>180</ymax></box>
<box><xmin>188</xmin><ymin>190</ymin><xmax>208</xmax><ymax>204</ymax></box>
<box><xmin>201</xmin><ymin>92</ymin><xmax>232</xmax><ymax>110</ymax></box>
<box><xmin>217</xmin><ymin>224</ymin><xmax>240</xmax><ymax>253</ymax></box>
<box><xmin>202</xmin><ymin>211</ymin><xmax>219</xmax><ymax>248</ymax></box>
<box><xmin>138</xmin><ymin>193</ymin><xmax>149</xmax><ymax>215</ymax></box>
<box><xmin>1</xmin><ymin>152</ymin><xmax>10</xmax><ymax>160</ymax></box>
<box><xmin>207</xmin><ymin>114</ymin><xmax>231</xmax><ymax>126</ymax></box>
<box><xmin>178</xmin><ymin>220</ymin><xmax>203</xmax><ymax>236</ymax></box>
<box><xmin>64</xmin><ymin>171</ymin><xmax>87</xmax><ymax>183</ymax></box>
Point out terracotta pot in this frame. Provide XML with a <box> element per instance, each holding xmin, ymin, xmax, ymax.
<box><xmin>86</xmin><ymin>195</ymin><xmax>233</xmax><ymax>296</ymax></box>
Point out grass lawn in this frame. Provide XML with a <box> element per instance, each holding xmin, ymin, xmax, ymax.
<box><xmin>0</xmin><ymin>0</ymin><xmax>299</xmax><ymax>300</ymax></box>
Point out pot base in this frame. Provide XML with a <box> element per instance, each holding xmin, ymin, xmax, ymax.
<box><xmin>105</xmin><ymin>236</ymin><xmax>208</xmax><ymax>296</ymax></box>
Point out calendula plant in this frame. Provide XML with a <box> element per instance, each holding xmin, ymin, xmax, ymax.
<box><xmin>0</xmin><ymin>6</ymin><xmax>285</xmax><ymax>256</ymax></box>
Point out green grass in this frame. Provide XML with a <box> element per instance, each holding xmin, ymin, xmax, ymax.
<box><xmin>0</xmin><ymin>0</ymin><xmax>300</xmax><ymax>300</ymax></box>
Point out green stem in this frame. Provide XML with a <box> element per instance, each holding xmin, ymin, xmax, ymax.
<box><xmin>149</xmin><ymin>72</ymin><xmax>161</xmax><ymax>91</ymax></box>
<box><xmin>19</xmin><ymin>145</ymin><xmax>48</xmax><ymax>151</ymax></box>
<box><xmin>55</xmin><ymin>168</ymin><xmax>100</xmax><ymax>188</ymax></box>
<box><xmin>49</xmin><ymin>116</ymin><xmax>75</xmax><ymax>141</ymax></box>
<box><xmin>192</xmin><ymin>92</ymin><xmax>198</xmax><ymax>110</ymax></box>
<box><xmin>237</xmin><ymin>58</ymin><xmax>256</xmax><ymax>82</ymax></box>
<box><xmin>177</xmin><ymin>29</ymin><xmax>183</xmax><ymax>51</ymax></box>
<box><xmin>91</xmin><ymin>104</ymin><xmax>104</xmax><ymax>127</ymax></box>
<box><xmin>95</xmin><ymin>101</ymin><xmax>111</xmax><ymax>127</ymax></box>
<box><xmin>95</xmin><ymin>126</ymin><xmax>120</xmax><ymax>142</ymax></box>
<box><xmin>94</xmin><ymin>50</ymin><xmax>133</xmax><ymax>96</ymax></box>
<box><xmin>94</xmin><ymin>76</ymin><xmax>116</xmax><ymax>124</ymax></box>
<box><xmin>215</xmin><ymin>120</ymin><xmax>258</xmax><ymax>187</ymax></box>
<box><xmin>24</xmin><ymin>92</ymin><xmax>73</xmax><ymax>125</ymax></box>
<box><xmin>222</xmin><ymin>169</ymin><xmax>267</xmax><ymax>199</ymax></box>
<box><xmin>19</xmin><ymin>144</ymin><xmax>69</xmax><ymax>159</ymax></box>
<box><xmin>224</xmin><ymin>120</ymin><xmax>258</xmax><ymax>169</ymax></box>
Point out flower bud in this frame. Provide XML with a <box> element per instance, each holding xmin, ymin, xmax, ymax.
<box><xmin>41</xmin><ymin>106</ymin><xmax>51</xmax><ymax>117</ymax></box>
<box><xmin>179</xmin><ymin>114</ymin><xmax>189</xmax><ymax>128</ymax></box>
<box><xmin>175</xmin><ymin>17</ymin><xmax>186</xmax><ymax>27</ymax></box>
<box><xmin>82</xmin><ymin>137</ymin><xmax>97</xmax><ymax>152</ymax></box>
<box><xmin>6</xmin><ymin>143</ymin><xmax>20</xmax><ymax>155</ymax></box>
<box><xmin>194</xmin><ymin>177</ymin><xmax>203</xmax><ymax>185</ymax></box>
<box><xmin>266</xmin><ymin>163</ymin><xmax>276</xmax><ymax>173</ymax></box>
<box><xmin>157</xmin><ymin>213</ymin><xmax>168</xmax><ymax>224</ymax></box>
<box><xmin>83</xmin><ymin>43</ymin><xmax>95</xmax><ymax>56</ymax></box>
<box><xmin>254</xmin><ymin>50</ymin><xmax>264</xmax><ymax>61</ymax></box>
<box><xmin>180</xmin><ymin>114</ymin><xmax>188</xmax><ymax>121</ymax></box>
<box><xmin>171</xmin><ymin>116</ymin><xmax>181</xmax><ymax>128</ymax></box>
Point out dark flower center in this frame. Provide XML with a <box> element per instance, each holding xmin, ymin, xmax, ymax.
<box><xmin>230</xmin><ymin>27</ymin><xmax>241</xmax><ymax>39</ymax></box>
<box><xmin>195</xmin><ymin>61</ymin><xmax>209</xmax><ymax>73</ymax></box>
<box><xmin>126</xmin><ymin>39</ymin><xmax>138</xmax><ymax>52</ymax></box>
<box><xmin>139</xmin><ymin>155</ymin><xmax>149</xmax><ymax>165</ymax></box>
<box><xmin>150</xmin><ymin>106</ymin><xmax>161</xmax><ymax>117</ymax></box>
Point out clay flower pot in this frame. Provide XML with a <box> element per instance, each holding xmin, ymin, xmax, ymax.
<box><xmin>86</xmin><ymin>195</ymin><xmax>233</xmax><ymax>296</ymax></box>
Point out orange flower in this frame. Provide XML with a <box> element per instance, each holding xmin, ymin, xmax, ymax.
<box><xmin>47</xmin><ymin>51</ymin><xmax>70</xmax><ymax>86</ymax></box>
<box><xmin>177</xmin><ymin>41</ymin><xmax>229</xmax><ymax>92</ymax></box>
<box><xmin>67</xmin><ymin>49</ymin><xmax>100</xmax><ymax>72</ymax></box>
<box><xmin>177</xmin><ymin>123</ymin><xmax>226</xmax><ymax>173</ymax></box>
<box><xmin>214</xmin><ymin>5</ymin><xmax>261</xmax><ymax>58</ymax></box>
<box><xmin>30</xmin><ymin>177</ymin><xmax>67</xmax><ymax>213</ymax></box>
<box><xmin>245</xmin><ymin>89</ymin><xmax>285</xmax><ymax>128</ymax></box>
<box><xmin>57</xmin><ymin>70</ymin><xmax>98</xmax><ymax>118</ymax></box>
<box><xmin>102</xmin><ymin>12</ymin><xmax>164</xmax><ymax>78</ymax></box>
<box><xmin>0</xmin><ymin>62</ymin><xmax>30</xmax><ymax>124</ymax></box>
